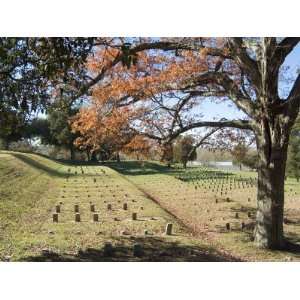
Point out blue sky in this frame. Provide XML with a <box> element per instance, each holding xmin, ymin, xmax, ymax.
<box><xmin>199</xmin><ymin>43</ymin><xmax>300</xmax><ymax>121</ymax></box>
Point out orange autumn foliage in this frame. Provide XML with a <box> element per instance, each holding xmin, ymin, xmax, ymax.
<box><xmin>71</xmin><ymin>39</ymin><xmax>239</xmax><ymax>158</ymax></box>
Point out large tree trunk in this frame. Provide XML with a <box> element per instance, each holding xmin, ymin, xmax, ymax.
<box><xmin>70</xmin><ymin>146</ymin><xmax>75</xmax><ymax>160</ymax></box>
<box><xmin>86</xmin><ymin>150</ymin><xmax>90</xmax><ymax>161</ymax></box>
<box><xmin>91</xmin><ymin>151</ymin><xmax>97</xmax><ymax>162</ymax></box>
<box><xmin>254</xmin><ymin>122</ymin><xmax>289</xmax><ymax>249</ymax></box>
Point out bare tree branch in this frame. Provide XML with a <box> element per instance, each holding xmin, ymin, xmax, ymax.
<box><xmin>274</xmin><ymin>38</ymin><xmax>300</xmax><ymax>67</ymax></box>
<box><xmin>182</xmin><ymin>71</ymin><xmax>256</xmax><ymax>117</ymax></box>
<box><xmin>285</xmin><ymin>73</ymin><xmax>300</xmax><ymax>121</ymax></box>
<box><xmin>227</xmin><ymin>37</ymin><xmax>261</xmax><ymax>92</ymax></box>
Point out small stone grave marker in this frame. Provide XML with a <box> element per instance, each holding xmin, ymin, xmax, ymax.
<box><xmin>226</xmin><ymin>223</ymin><xmax>230</xmax><ymax>230</ymax></box>
<box><xmin>53</xmin><ymin>213</ymin><xmax>58</xmax><ymax>223</ymax></box>
<box><xmin>103</xmin><ymin>243</ymin><xmax>114</xmax><ymax>256</ymax></box>
<box><xmin>133</xmin><ymin>244</ymin><xmax>143</xmax><ymax>257</ymax></box>
<box><xmin>93</xmin><ymin>213</ymin><xmax>99</xmax><ymax>222</ymax></box>
<box><xmin>75</xmin><ymin>213</ymin><xmax>81</xmax><ymax>222</ymax></box>
<box><xmin>165</xmin><ymin>223</ymin><xmax>173</xmax><ymax>235</ymax></box>
<box><xmin>55</xmin><ymin>205</ymin><xmax>61</xmax><ymax>213</ymax></box>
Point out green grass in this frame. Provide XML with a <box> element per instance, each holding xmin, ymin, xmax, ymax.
<box><xmin>2</xmin><ymin>153</ymin><xmax>300</xmax><ymax>261</ymax></box>
<box><xmin>0</xmin><ymin>152</ymin><xmax>237</xmax><ymax>261</ymax></box>
<box><xmin>107</xmin><ymin>160</ymin><xmax>300</xmax><ymax>261</ymax></box>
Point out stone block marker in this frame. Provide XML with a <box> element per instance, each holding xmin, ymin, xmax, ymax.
<box><xmin>55</xmin><ymin>205</ymin><xmax>61</xmax><ymax>213</ymax></box>
<box><xmin>90</xmin><ymin>204</ymin><xmax>95</xmax><ymax>212</ymax></box>
<box><xmin>133</xmin><ymin>244</ymin><xmax>143</xmax><ymax>257</ymax></box>
<box><xmin>165</xmin><ymin>223</ymin><xmax>173</xmax><ymax>235</ymax></box>
<box><xmin>93</xmin><ymin>213</ymin><xmax>99</xmax><ymax>222</ymax></box>
<box><xmin>103</xmin><ymin>243</ymin><xmax>113</xmax><ymax>256</ymax></box>
<box><xmin>74</xmin><ymin>204</ymin><xmax>79</xmax><ymax>213</ymax></box>
<box><xmin>123</xmin><ymin>203</ymin><xmax>128</xmax><ymax>210</ymax></box>
<box><xmin>226</xmin><ymin>223</ymin><xmax>230</xmax><ymax>230</ymax></box>
<box><xmin>53</xmin><ymin>213</ymin><xmax>58</xmax><ymax>223</ymax></box>
<box><xmin>132</xmin><ymin>212</ymin><xmax>137</xmax><ymax>220</ymax></box>
<box><xmin>241</xmin><ymin>222</ymin><xmax>245</xmax><ymax>230</ymax></box>
<box><xmin>75</xmin><ymin>213</ymin><xmax>81</xmax><ymax>222</ymax></box>
<box><xmin>107</xmin><ymin>204</ymin><xmax>112</xmax><ymax>210</ymax></box>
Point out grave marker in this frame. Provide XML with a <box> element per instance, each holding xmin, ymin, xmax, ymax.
<box><xmin>226</xmin><ymin>223</ymin><xmax>230</xmax><ymax>230</ymax></box>
<box><xmin>165</xmin><ymin>223</ymin><xmax>173</xmax><ymax>235</ymax></box>
<box><xmin>133</xmin><ymin>244</ymin><xmax>143</xmax><ymax>257</ymax></box>
<box><xmin>103</xmin><ymin>243</ymin><xmax>114</xmax><ymax>256</ymax></box>
<box><xmin>241</xmin><ymin>222</ymin><xmax>245</xmax><ymax>230</ymax></box>
<box><xmin>93</xmin><ymin>213</ymin><xmax>99</xmax><ymax>222</ymax></box>
<box><xmin>53</xmin><ymin>213</ymin><xmax>58</xmax><ymax>223</ymax></box>
<box><xmin>75</xmin><ymin>213</ymin><xmax>81</xmax><ymax>222</ymax></box>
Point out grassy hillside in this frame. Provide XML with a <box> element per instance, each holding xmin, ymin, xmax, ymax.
<box><xmin>0</xmin><ymin>152</ymin><xmax>235</xmax><ymax>261</ymax></box>
<box><xmin>0</xmin><ymin>152</ymin><xmax>68</xmax><ymax>260</ymax></box>
<box><xmin>2</xmin><ymin>152</ymin><xmax>300</xmax><ymax>261</ymax></box>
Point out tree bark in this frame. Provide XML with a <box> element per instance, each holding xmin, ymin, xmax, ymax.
<box><xmin>91</xmin><ymin>151</ymin><xmax>97</xmax><ymax>162</ymax></box>
<box><xmin>116</xmin><ymin>152</ymin><xmax>120</xmax><ymax>163</ymax></box>
<box><xmin>70</xmin><ymin>146</ymin><xmax>75</xmax><ymax>160</ymax></box>
<box><xmin>86</xmin><ymin>150</ymin><xmax>90</xmax><ymax>161</ymax></box>
<box><xmin>254</xmin><ymin>124</ymin><xmax>289</xmax><ymax>249</ymax></box>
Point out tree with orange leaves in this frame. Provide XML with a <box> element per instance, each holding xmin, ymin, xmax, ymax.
<box><xmin>70</xmin><ymin>38</ymin><xmax>300</xmax><ymax>250</ymax></box>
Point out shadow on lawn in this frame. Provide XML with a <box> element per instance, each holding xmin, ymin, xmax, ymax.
<box><xmin>11</xmin><ymin>153</ymin><xmax>71</xmax><ymax>178</ymax></box>
<box><xmin>20</xmin><ymin>236</ymin><xmax>242</xmax><ymax>262</ymax></box>
<box><xmin>105</xmin><ymin>161</ymin><xmax>178</xmax><ymax>176</ymax></box>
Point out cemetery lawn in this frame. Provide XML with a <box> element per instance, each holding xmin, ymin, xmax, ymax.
<box><xmin>0</xmin><ymin>151</ymin><xmax>237</xmax><ymax>262</ymax></box>
<box><xmin>107</xmin><ymin>160</ymin><xmax>300</xmax><ymax>261</ymax></box>
<box><xmin>1</xmin><ymin>152</ymin><xmax>300</xmax><ymax>261</ymax></box>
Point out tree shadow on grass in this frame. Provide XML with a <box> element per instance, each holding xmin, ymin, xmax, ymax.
<box><xmin>20</xmin><ymin>236</ymin><xmax>242</xmax><ymax>262</ymax></box>
<box><xmin>11</xmin><ymin>153</ymin><xmax>72</xmax><ymax>178</ymax></box>
<box><xmin>105</xmin><ymin>161</ymin><xmax>178</xmax><ymax>176</ymax></box>
<box><xmin>220</xmin><ymin>210</ymin><xmax>300</xmax><ymax>257</ymax></box>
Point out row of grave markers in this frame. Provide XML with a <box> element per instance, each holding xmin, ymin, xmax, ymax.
<box><xmin>52</xmin><ymin>203</ymin><xmax>138</xmax><ymax>223</ymax></box>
